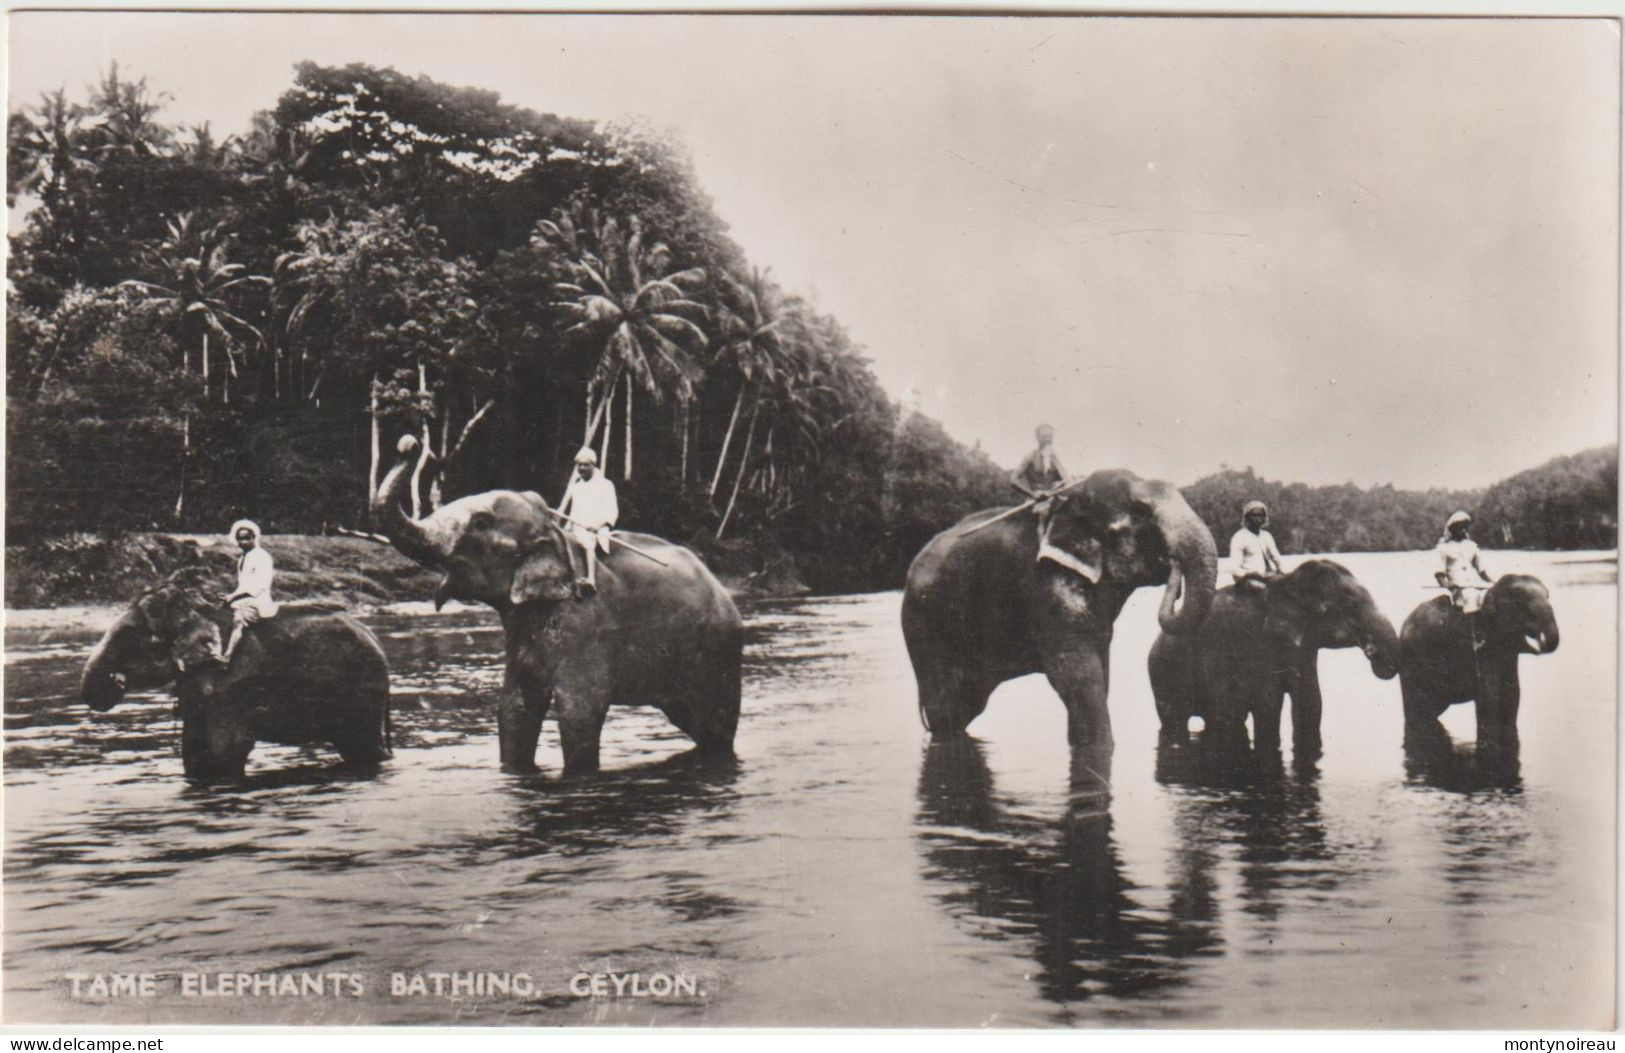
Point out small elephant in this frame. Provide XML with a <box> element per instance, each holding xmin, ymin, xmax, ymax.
<box><xmin>902</xmin><ymin>469</ymin><xmax>1218</xmax><ymax>749</ymax></box>
<box><xmin>372</xmin><ymin>437</ymin><xmax>742</xmax><ymax>776</ymax></box>
<box><xmin>1149</xmin><ymin>560</ymin><xmax>1400</xmax><ymax>754</ymax></box>
<box><xmin>1399</xmin><ymin>574</ymin><xmax>1558</xmax><ymax>753</ymax></box>
<box><xmin>80</xmin><ymin>575</ymin><xmax>392</xmax><ymax>782</ymax></box>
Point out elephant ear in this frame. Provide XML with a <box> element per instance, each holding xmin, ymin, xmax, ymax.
<box><xmin>510</xmin><ymin>532</ymin><xmax>576</xmax><ymax>606</ymax></box>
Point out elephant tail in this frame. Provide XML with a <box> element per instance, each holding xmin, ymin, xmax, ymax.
<box><xmin>383</xmin><ymin>695</ymin><xmax>394</xmax><ymax>757</ymax></box>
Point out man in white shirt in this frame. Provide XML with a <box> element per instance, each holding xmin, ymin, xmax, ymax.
<box><xmin>1230</xmin><ymin>500</ymin><xmax>1284</xmax><ymax>593</ymax></box>
<box><xmin>1435</xmin><ymin>510</ymin><xmax>1492</xmax><ymax>613</ymax></box>
<box><xmin>558</xmin><ymin>447</ymin><xmax>619</xmax><ymax>594</ymax></box>
<box><xmin>214</xmin><ymin>519</ymin><xmax>280</xmax><ymax>666</ymax></box>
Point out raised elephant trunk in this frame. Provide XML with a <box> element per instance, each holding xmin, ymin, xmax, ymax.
<box><xmin>373</xmin><ymin>436</ymin><xmax>453</xmax><ymax>566</ymax></box>
<box><xmin>1137</xmin><ymin>481</ymin><xmax>1218</xmax><ymax>634</ymax></box>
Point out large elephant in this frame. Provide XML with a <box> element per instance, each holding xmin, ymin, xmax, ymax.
<box><xmin>372</xmin><ymin>436</ymin><xmax>742</xmax><ymax>776</ymax></box>
<box><xmin>1148</xmin><ymin>560</ymin><xmax>1399</xmax><ymax>755</ymax></box>
<box><xmin>1398</xmin><ymin>574</ymin><xmax>1558</xmax><ymax>754</ymax></box>
<box><xmin>80</xmin><ymin>574</ymin><xmax>392</xmax><ymax>782</ymax></box>
<box><xmin>901</xmin><ymin>469</ymin><xmax>1217</xmax><ymax>748</ymax></box>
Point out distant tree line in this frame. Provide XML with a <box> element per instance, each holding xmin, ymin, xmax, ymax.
<box><xmin>1183</xmin><ymin>446</ymin><xmax>1617</xmax><ymax>556</ymax></box>
<box><xmin>7</xmin><ymin>62</ymin><xmax>1008</xmax><ymax>590</ymax></box>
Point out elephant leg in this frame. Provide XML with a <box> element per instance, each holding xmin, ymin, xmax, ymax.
<box><xmin>917</xmin><ymin>664</ymin><xmax>995</xmax><ymax>741</ymax></box>
<box><xmin>1287</xmin><ymin>657</ymin><xmax>1323</xmax><ymax>757</ymax></box>
<box><xmin>334</xmin><ymin>685</ymin><xmax>392</xmax><ymax>766</ymax></box>
<box><xmin>1148</xmin><ymin>637</ymin><xmax>1195</xmax><ymax>745</ymax></box>
<box><xmin>1475</xmin><ymin>657</ymin><xmax>1521</xmax><ymax>757</ymax></box>
<box><xmin>660</xmin><ymin>654</ymin><xmax>741</xmax><ymax>754</ymax></box>
<box><xmin>1401</xmin><ymin>675</ymin><xmax>1449</xmax><ymax>726</ymax></box>
<box><xmin>185</xmin><ymin>739</ymin><xmax>253</xmax><ymax>783</ymax></box>
<box><xmin>1044</xmin><ymin>644</ymin><xmax>1112</xmax><ymax>749</ymax></box>
<box><xmin>1200</xmin><ymin>658</ymin><xmax>1251</xmax><ymax>750</ymax></box>
<box><xmin>498</xmin><ymin>644</ymin><xmax>554</xmax><ymax>773</ymax></box>
<box><xmin>498</xmin><ymin>688</ymin><xmax>549</xmax><ymax>774</ymax></box>
<box><xmin>1251</xmin><ymin>680</ymin><xmax>1285</xmax><ymax>753</ymax></box>
<box><xmin>554</xmin><ymin>663</ymin><xmax>611</xmax><ymax>777</ymax></box>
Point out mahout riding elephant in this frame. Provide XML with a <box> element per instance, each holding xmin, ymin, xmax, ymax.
<box><xmin>1147</xmin><ymin>560</ymin><xmax>1399</xmax><ymax>755</ymax></box>
<box><xmin>1399</xmin><ymin>573</ymin><xmax>1557</xmax><ymax>755</ymax></box>
<box><xmin>372</xmin><ymin>436</ymin><xmax>742</xmax><ymax>776</ymax></box>
<box><xmin>902</xmin><ymin>469</ymin><xmax>1217</xmax><ymax>748</ymax></box>
<box><xmin>80</xmin><ymin>571</ymin><xmax>392</xmax><ymax>782</ymax></box>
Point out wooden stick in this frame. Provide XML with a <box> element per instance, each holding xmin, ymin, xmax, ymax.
<box><xmin>547</xmin><ymin>508</ymin><xmax>671</xmax><ymax>567</ymax></box>
<box><xmin>333</xmin><ymin>525</ymin><xmax>391</xmax><ymax>545</ymax></box>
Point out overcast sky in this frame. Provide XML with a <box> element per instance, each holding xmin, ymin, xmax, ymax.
<box><xmin>9</xmin><ymin>13</ymin><xmax>1619</xmax><ymax>488</ymax></box>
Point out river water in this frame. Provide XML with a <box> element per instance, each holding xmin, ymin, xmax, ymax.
<box><xmin>2</xmin><ymin>551</ymin><xmax>1615</xmax><ymax>1028</ymax></box>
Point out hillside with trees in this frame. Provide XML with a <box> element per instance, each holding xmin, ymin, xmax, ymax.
<box><xmin>7</xmin><ymin>63</ymin><xmax>1009</xmax><ymax>592</ymax></box>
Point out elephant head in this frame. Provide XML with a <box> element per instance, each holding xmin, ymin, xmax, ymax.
<box><xmin>372</xmin><ymin>436</ymin><xmax>577</xmax><ymax>611</ymax></box>
<box><xmin>1480</xmin><ymin>574</ymin><xmax>1559</xmax><ymax>655</ymax></box>
<box><xmin>1263</xmin><ymin>560</ymin><xmax>1400</xmax><ymax>679</ymax></box>
<box><xmin>1040</xmin><ymin>470</ymin><xmax>1218</xmax><ymax>633</ymax></box>
<box><xmin>81</xmin><ymin>574</ymin><xmax>223</xmax><ymax>712</ymax></box>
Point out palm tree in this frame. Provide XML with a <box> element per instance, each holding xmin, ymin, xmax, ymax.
<box><xmin>122</xmin><ymin>212</ymin><xmax>267</xmax><ymax>520</ymax></box>
<box><xmin>126</xmin><ymin>212</ymin><xmax>268</xmax><ymax>398</ymax></box>
<box><xmin>83</xmin><ymin>63</ymin><xmax>172</xmax><ymax>162</ymax></box>
<box><xmin>708</xmin><ymin>267</ymin><xmax>790</xmax><ymax>500</ymax></box>
<box><xmin>6</xmin><ymin>89</ymin><xmax>94</xmax><ymax>211</ymax></box>
<box><xmin>542</xmin><ymin>208</ymin><xmax>708</xmax><ymax>481</ymax></box>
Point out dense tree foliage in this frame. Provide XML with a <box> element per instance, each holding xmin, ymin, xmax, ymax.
<box><xmin>1473</xmin><ymin>446</ymin><xmax>1617</xmax><ymax>551</ymax></box>
<box><xmin>1183</xmin><ymin>446</ymin><xmax>1618</xmax><ymax>556</ymax></box>
<box><xmin>7</xmin><ymin>63</ymin><xmax>1008</xmax><ymax>589</ymax></box>
<box><xmin>8</xmin><ymin>63</ymin><xmax>1611</xmax><ymax>598</ymax></box>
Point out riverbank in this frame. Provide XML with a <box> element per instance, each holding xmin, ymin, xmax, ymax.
<box><xmin>4</xmin><ymin>529</ymin><xmax>812</xmax><ymax>619</ymax></box>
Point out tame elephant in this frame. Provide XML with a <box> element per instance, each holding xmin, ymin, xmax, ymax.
<box><xmin>372</xmin><ymin>436</ymin><xmax>742</xmax><ymax>776</ymax></box>
<box><xmin>80</xmin><ymin>574</ymin><xmax>392</xmax><ymax>782</ymax></box>
<box><xmin>1398</xmin><ymin>574</ymin><xmax>1558</xmax><ymax>754</ymax></box>
<box><xmin>901</xmin><ymin>469</ymin><xmax>1217</xmax><ymax>747</ymax></box>
<box><xmin>1148</xmin><ymin>560</ymin><xmax>1400</xmax><ymax>755</ymax></box>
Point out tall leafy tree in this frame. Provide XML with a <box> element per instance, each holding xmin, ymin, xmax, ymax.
<box><xmin>541</xmin><ymin>205</ymin><xmax>707</xmax><ymax>481</ymax></box>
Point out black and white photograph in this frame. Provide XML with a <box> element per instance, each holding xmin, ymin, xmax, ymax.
<box><xmin>3</xmin><ymin>9</ymin><xmax>1618</xmax><ymax>1030</ymax></box>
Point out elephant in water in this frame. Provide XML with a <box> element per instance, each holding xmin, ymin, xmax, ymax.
<box><xmin>1148</xmin><ymin>560</ymin><xmax>1400</xmax><ymax>756</ymax></box>
<box><xmin>80</xmin><ymin>572</ymin><xmax>392</xmax><ymax>782</ymax></box>
<box><xmin>372</xmin><ymin>436</ymin><xmax>742</xmax><ymax>776</ymax></box>
<box><xmin>901</xmin><ymin>469</ymin><xmax>1218</xmax><ymax>749</ymax></box>
<box><xmin>1399</xmin><ymin>574</ymin><xmax>1558</xmax><ymax>755</ymax></box>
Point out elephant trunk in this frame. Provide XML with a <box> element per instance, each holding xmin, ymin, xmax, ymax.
<box><xmin>373</xmin><ymin>435</ymin><xmax>453</xmax><ymax>567</ymax></box>
<box><xmin>80</xmin><ymin>634</ymin><xmax>124</xmax><ymax>712</ymax></box>
<box><xmin>1141</xmin><ymin>482</ymin><xmax>1218</xmax><ymax>634</ymax></box>
<box><xmin>1363</xmin><ymin>609</ymin><xmax>1402</xmax><ymax>680</ymax></box>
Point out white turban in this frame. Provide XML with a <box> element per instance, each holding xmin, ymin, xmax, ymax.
<box><xmin>229</xmin><ymin>519</ymin><xmax>262</xmax><ymax>544</ymax></box>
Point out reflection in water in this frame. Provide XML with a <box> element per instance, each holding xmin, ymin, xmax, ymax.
<box><xmin>1</xmin><ymin>554</ymin><xmax>1614</xmax><ymax>1027</ymax></box>
<box><xmin>1155</xmin><ymin>741</ymin><xmax>1350</xmax><ymax>928</ymax></box>
<box><xmin>915</xmin><ymin>738</ymin><xmax>1219</xmax><ymax>1011</ymax></box>
<box><xmin>476</xmin><ymin>751</ymin><xmax>745</xmax><ymax>867</ymax></box>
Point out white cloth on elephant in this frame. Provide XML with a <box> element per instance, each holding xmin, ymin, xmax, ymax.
<box><xmin>1437</xmin><ymin>537</ymin><xmax>1488</xmax><ymax>612</ymax></box>
<box><xmin>231</xmin><ymin>546</ymin><xmax>280</xmax><ymax>618</ymax></box>
<box><xmin>570</xmin><ymin>524</ymin><xmax>613</xmax><ymax>555</ymax></box>
<box><xmin>1229</xmin><ymin>527</ymin><xmax>1282</xmax><ymax>580</ymax></box>
<box><xmin>560</xmin><ymin>472</ymin><xmax>618</xmax><ymax>531</ymax></box>
<box><xmin>1436</xmin><ymin>537</ymin><xmax>1486</xmax><ymax>588</ymax></box>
